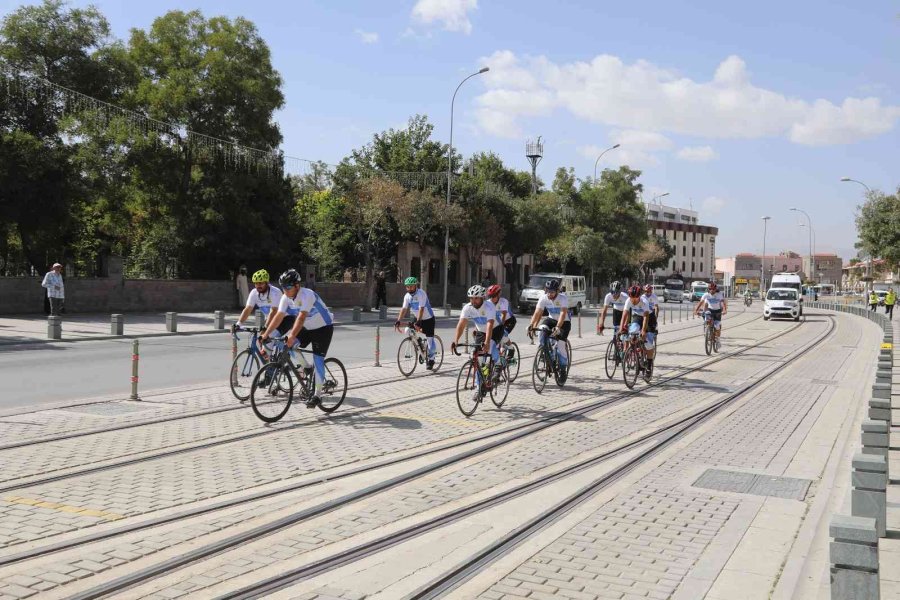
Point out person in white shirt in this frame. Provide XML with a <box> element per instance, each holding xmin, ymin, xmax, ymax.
<box><xmin>527</xmin><ymin>278</ymin><xmax>571</xmax><ymax>375</ymax></box>
<box><xmin>451</xmin><ymin>285</ymin><xmax>501</xmax><ymax>392</ymax></box>
<box><xmin>641</xmin><ymin>283</ymin><xmax>661</xmax><ymax>364</ymax></box>
<box><xmin>41</xmin><ymin>262</ymin><xmax>65</xmax><ymax>316</ymax></box>
<box><xmin>261</xmin><ymin>269</ymin><xmax>334</xmax><ymax>407</ymax></box>
<box><xmin>621</xmin><ymin>284</ymin><xmax>654</xmax><ymax>373</ymax></box>
<box><xmin>235</xmin><ymin>269</ymin><xmax>283</xmax><ymax>331</ymax></box>
<box><xmin>395</xmin><ymin>276</ymin><xmax>438</xmax><ymax>369</ymax></box>
<box><xmin>486</xmin><ymin>284</ymin><xmax>515</xmax><ymax>359</ymax></box>
<box><xmin>694</xmin><ymin>281</ymin><xmax>728</xmax><ymax>342</ymax></box>
<box><xmin>235</xmin><ymin>266</ymin><xmax>249</xmax><ymax>307</ymax></box>
<box><xmin>598</xmin><ymin>280</ymin><xmax>626</xmax><ymax>334</ymax></box>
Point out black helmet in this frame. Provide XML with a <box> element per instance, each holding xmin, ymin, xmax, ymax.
<box><xmin>611</xmin><ymin>280</ymin><xmax>622</xmax><ymax>293</ymax></box>
<box><xmin>544</xmin><ymin>279</ymin><xmax>561</xmax><ymax>292</ymax></box>
<box><xmin>279</xmin><ymin>269</ymin><xmax>301</xmax><ymax>288</ymax></box>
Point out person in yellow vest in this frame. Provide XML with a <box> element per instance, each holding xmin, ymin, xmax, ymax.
<box><xmin>886</xmin><ymin>288</ymin><xmax>896</xmax><ymax>319</ymax></box>
<box><xmin>869</xmin><ymin>290</ymin><xmax>878</xmax><ymax>311</ymax></box>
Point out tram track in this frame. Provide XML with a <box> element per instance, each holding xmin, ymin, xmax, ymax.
<box><xmin>48</xmin><ymin>314</ymin><xmax>820</xmax><ymax>599</ymax></box>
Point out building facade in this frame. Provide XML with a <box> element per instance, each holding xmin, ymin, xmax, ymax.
<box><xmin>801</xmin><ymin>254</ymin><xmax>842</xmax><ymax>286</ymax></box>
<box><xmin>716</xmin><ymin>251</ymin><xmax>806</xmax><ymax>292</ymax></box>
<box><xmin>646</xmin><ymin>203</ymin><xmax>718</xmax><ymax>284</ymax></box>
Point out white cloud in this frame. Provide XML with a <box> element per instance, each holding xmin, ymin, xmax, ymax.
<box><xmin>354</xmin><ymin>29</ymin><xmax>379</xmax><ymax>44</ymax></box>
<box><xmin>676</xmin><ymin>146</ymin><xmax>718</xmax><ymax>161</ymax></box>
<box><xmin>578</xmin><ymin>144</ymin><xmax>659</xmax><ymax>170</ymax></box>
<box><xmin>411</xmin><ymin>0</ymin><xmax>477</xmax><ymax>34</ymax></box>
<box><xmin>474</xmin><ymin>52</ymin><xmax>900</xmax><ymax>146</ymax></box>
<box><xmin>610</xmin><ymin>129</ymin><xmax>673</xmax><ymax>151</ymax></box>
<box><xmin>702</xmin><ymin>196</ymin><xmax>727</xmax><ymax>214</ymax></box>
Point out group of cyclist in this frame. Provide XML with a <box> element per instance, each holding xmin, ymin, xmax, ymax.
<box><xmin>234</xmin><ymin>266</ymin><xmax>728</xmax><ymax>409</ymax></box>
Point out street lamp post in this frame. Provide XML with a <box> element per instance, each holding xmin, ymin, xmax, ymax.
<box><xmin>790</xmin><ymin>207</ymin><xmax>814</xmax><ymax>289</ymax></box>
<box><xmin>761</xmin><ymin>216</ymin><xmax>771</xmax><ymax>292</ymax></box>
<box><xmin>593</xmin><ymin>144</ymin><xmax>621</xmax><ymax>181</ymax></box>
<box><xmin>442</xmin><ymin>67</ymin><xmax>489</xmax><ymax>309</ymax></box>
<box><xmin>840</xmin><ymin>177</ymin><xmax>873</xmax><ymax>288</ymax></box>
<box><xmin>651</xmin><ymin>192</ymin><xmax>670</xmax><ymax>204</ymax></box>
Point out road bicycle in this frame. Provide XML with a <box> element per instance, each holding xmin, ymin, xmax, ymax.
<box><xmin>499</xmin><ymin>335</ymin><xmax>521</xmax><ymax>382</ymax></box>
<box><xmin>528</xmin><ymin>324</ymin><xmax>572</xmax><ymax>394</ymax></box>
<box><xmin>230</xmin><ymin>325</ymin><xmax>273</xmax><ymax>401</ymax></box>
<box><xmin>701</xmin><ymin>310</ymin><xmax>721</xmax><ymax>355</ymax></box>
<box><xmin>602</xmin><ymin>327</ymin><xmax>625</xmax><ymax>379</ymax></box>
<box><xmin>249</xmin><ymin>335</ymin><xmax>348</xmax><ymax>423</ymax></box>
<box><xmin>621</xmin><ymin>329</ymin><xmax>651</xmax><ymax>389</ymax></box>
<box><xmin>396</xmin><ymin>321</ymin><xmax>444</xmax><ymax>377</ymax></box>
<box><xmin>452</xmin><ymin>343</ymin><xmax>510</xmax><ymax>417</ymax></box>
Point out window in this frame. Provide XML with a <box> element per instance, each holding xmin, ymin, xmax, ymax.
<box><xmin>701</xmin><ymin>233</ymin><xmax>705</xmax><ymax>242</ymax></box>
<box><xmin>649</xmin><ymin>211</ymin><xmax>659</xmax><ymax>218</ymax></box>
<box><xmin>692</xmin><ymin>262</ymin><xmax>695</xmax><ymax>272</ymax></box>
<box><xmin>682</xmin><ymin>261</ymin><xmax>686</xmax><ymax>272</ymax></box>
<box><xmin>664</xmin><ymin>212</ymin><xmax>675</xmax><ymax>220</ymax></box>
<box><xmin>782</xmin><ymin>264</ymin><xmax>787</xmax><ymax>271</ymax></box>
<box><xmin>701</xmin><ymin>247</ymin><xmax>704</xmax><ymax>257</ymax></box>
<box><xmin>700</xmin><ymin>264</ymin><xmax>704</xmax><ymax>273</ymax></box>
<box><xmin>681</xmin><ymin>215</ymin><xmax>691</xmax><ymax>222</ymax></box>
<box><xmin>682</xmin><ymin>231</ymin><xmax>687</xmax><ymax>241</ymax></box>
<box><xmin>682</xmin><ymin>247</ymin><xmax>686</xmax><ymax>256</ymax></box>
<box><xmin>672</xmin><ymin>260</ymin><xmax>676</xmax><ymax>271</ymax></box>
<box><xmin>692</xmin><ymin>232</ymin><xmax>696</xmax><ymax>242</ymax></box>
<box><xmin>692</xmin><ymin>247</ymin><xmax>696</xmax><ymax>257</ymax></box>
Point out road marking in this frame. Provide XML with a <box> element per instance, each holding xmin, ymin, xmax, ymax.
<box><xmin>2</xmin><ymin>495</ymin><xmax>124</xmax><ymax>520</ymax></box>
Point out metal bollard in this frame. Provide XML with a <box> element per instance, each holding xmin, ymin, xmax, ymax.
<box><xmin>214</xmin><ymin>310</ymin><xmax>225</xmax><ymax>330</ymax></box>
<box><xmin>829</xmin><ymin>515</ymin><xmax>880</xmax><ymax>600</ymax></box>
<box><xmin>444</xmin><ymin>305</ymin><xmax>452</xmax><ymax>317</ymax></box>
<box><xmin>851</xmin><ymin>453</ymin><xmax>887</xmax><ymax>538</ymax></box>
<box><xmin>465</xmin><ymin>323</ymin><xmax>470</xmax><ymax>352</ymax></box>
<box><xmin>165</xmin><ymin>312</ymin><xmax>178</xmax><ymax>333</ymax></box>
<box><xmin>130</xmin><ymin>339</ymin><xmax>141</xmax><ymax>401</ymax></box>
<box><xmin>577</xmin><ymin>310</ymin><xmax>582</xmax><ymax>338</ymax></box>
<box><xmin>255</xmin><ymin>310</ymin><xmax>264</xmax><ymax>329</ymax></box>
<box><xmin>47</xmin><ymin>315</ymin><xmax>62</xmax><ymax>340</ymax></box>
<box><xmin>231</xmin><ymin>331</ymin><xmax>238</xmax><ymax>381</ymax></box>
<box><xmin>379</xmin><ymin>305</ymin><xmax>388</xmax><ymax>320</ymax></box>
<box><xmin>374</xmin><ymin>324</ymin><xmax>382</xmax><ymax>367</ymax></box>
<box><xmin>111</xmin><ymin>314</ymin><xmax>124</xmax><ymax>336</ymax></box>
<box><xmin>596</xmin><ymin>310</ymin><xmax>602</xmax><ymax>335</ymax></box>
<box><xmin>352</xmin><ymin>307</ymin><xmax>361</xmax><ymax>322</ymax></box>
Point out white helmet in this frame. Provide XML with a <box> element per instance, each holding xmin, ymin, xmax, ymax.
<box><xmin>467</xmin><ymin>285</ymin><xmax>486</xmax><ymax>298</ymax></box>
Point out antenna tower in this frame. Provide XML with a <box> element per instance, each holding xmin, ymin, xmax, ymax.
<box><xmin>525</xmin><ymin>136</ymin><xmax>543</xmax><ymax>195</ymax></box>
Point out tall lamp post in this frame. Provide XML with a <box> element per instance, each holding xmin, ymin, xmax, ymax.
<box><xmin>593</xmin><ymin>144</ymin><xmax>621</xmax><ymax>181</ymax></box>
<box><xmin>790</xmin><ymin>207</ymin><xmax>814</xmax><ymax>289</ymax></box>
<box><xmin>442</xmin><ymin>67</ymin><xmax>489</xmax><ymax>309</ymax></box>
<box><xmin>761</xmin><ymin>216</ymin><xmax>771</xmax><ymax>292</ymax></box>
<box><xmin>651</xmin><ymin>192</ymin><xmax>670</xmax><ymax>204</ymax></box>
<box><xmin>841</xmin><ymin>177</ymin><xmax>873</xmax><ymax>289</ymax></box>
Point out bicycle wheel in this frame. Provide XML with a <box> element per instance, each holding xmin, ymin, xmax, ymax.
<box><xmin>230</xmin><ymin>349</ymin><xmax>261</xmax><ymax>402</ymax></box>
<box><xmin>456</xmin><ymin>359</ymin><xmax>480</xmax><ymax>417</ymax></box>
<box><xmin>704</xmin><ymin>324</ymin><xmax>713</xmax><ymax>356</ymax></box>
<box><xmin>604</xmin><ymin>339</ymin><xmax>618</xmax><ymax>379</ymax></box>
<box><xmin>317</xmin><ymin>358</ymin><xmax>348</xmax><ymax>413</ymax></box>
<box><xmin>397</xmin><ymin>338</ymin><xmax>418</xmax><ymax>377</ymax></box>
<box><xmin>430</xmin><ymin>335</ymin><xmax>445</xmax><ymax>372</ymax></box>
<box><xmin>532</xmin><ymin>347</ymin><xmax>549</xmax><ymax>394</ymax></box>
<box><xmin>490</xmin><ymin>363</ymin><xmax>511</xmax><ymax>408</ymax></box>
<box><xmin>622</xmin><ymin>347</ymin><xmax>639</xmax><ymax>389</ymax></box>
<box><xmin>506</xmin><ymin>342</ymin><xmax>521</xmax><ymax>382</ymax></box>
<box><xmin>250</xmin><ymin>362</ymin><xmax>294</xmax><ymax>423</ymax></box>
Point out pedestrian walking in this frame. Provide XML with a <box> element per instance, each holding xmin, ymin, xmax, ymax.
<box><xmin>41</xmin><ymin>262</ymin><xmax>65</xmax><ymax>316</ymax></box>
<box><xmin>375</xmin><ymin>271</ymin><xmax>387</xmax><ymax>308</ymax></box>
<box><xmin>886</xmin><ymin>288</ymin><xmax>896</xmax><ymax>319</ymax></box>
<box><xmin>869</xmin><ymin>290</ymin><xmax>878</xmax><ymax>311</ymax></box>
<box><xmin>235</xmin><ymin>266</ymin><xmax>249</xmax><ymax>307</ymax></box>
<box><xmin>307</xmin><ymin>272</ymin><xmax>317</xmax><ymax>291</ymax></box>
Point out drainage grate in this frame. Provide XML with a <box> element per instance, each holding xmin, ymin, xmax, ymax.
<box><xmin>693</xmin><ymin>468</ymin><xmax>811</xmax><ymax>501</ymax></box>
<box><xmin>60</xmin><ymin>402</ymin><xmax>153</xmax><ymax>416</ymax></box>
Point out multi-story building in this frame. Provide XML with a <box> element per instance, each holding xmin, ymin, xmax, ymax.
<box><xmin>802</xmin><ymin>254</ymin><xmax>842</xmax><ymax>285</ymax></box>
<box><xmin>645</xmin><ymin>203</ymin><xmax>718</xmax><ymax>284</ymax></box>
<box><xmin>716</xmin><ymin>251</ymin><xmax>805</xmax><ymax>292</ymax></box>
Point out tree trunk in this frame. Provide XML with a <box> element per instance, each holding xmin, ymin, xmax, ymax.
<box><xmin>418</xmin><ymin>241</ymin><xmax>428</xmax><ymax>293</ymax></box>
<box><xmin>510</xmin><ymin>254</ymin><xmax>521</xmax><ymax>310</ymax></box>
<box><xmin>362</xmin><ymin>245</ymin><xmax>375</xmax><ymax>311</ymax></box>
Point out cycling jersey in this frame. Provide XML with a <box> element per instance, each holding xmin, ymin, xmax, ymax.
<box><xmin>536</xmin><ymin>292</ymin><xmax>571</xmax><ymax>323</ymax></box>
<box><xmin>622</xmin><ymin>298</ymin><xmax>652</xmax><ymax>323</ymax></box>
<box><xmin>245</xmin><ymin>285</ymin><xmax>284</xmax><ymax>315</ymax></box>
<box><xmin>642</xmin><ymin>292</ymin><xmax>660</xmax><ymax>311</ymax></box>
<box><xmin>276</xmin><ymin>288</ymin><xmax>333</xmax><ymax>330</ymax></box>
<box><xmin>402</xmin><ymin>289</ymin><xmax>435</xmax><ymax>320</ymax></box>
<box><xmin>493</xmin><ymin>297</ymin><xmax>511</xmax><ymax>322</ymax></box>
<box><xmin>700</xmin><ymin>291</ymin><xmax>725</xmax><ymax>310</ymax></box>
<box><xmin>603</xmin><ymin>292</ymin><xmax>627</xmax><ymax>311</ymax></box>
<box><xmin>460</xmin><ymin>300</ymin><xmax>497</xmax><ymax>333</ymax></box>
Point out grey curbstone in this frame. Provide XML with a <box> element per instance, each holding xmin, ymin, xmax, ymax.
<box><xmin>851</xmin><ymin>453</ymin><xmax>887</xmax><ymax>538</ymax></box>
<box><xmin>829</xmin><ymin>514</ymin><xmax>879</xmax><ymax>600</ymax></box>
<box><xmin>352</xmin><ymin>307</ymin><xmax>361</xmax><ymax>322</ymax></box>
<box><xmin>868</xmin><ymin>398</ymin><xmax>891</xmax><ymax>423</ymax></box>
<box><xmin>110</xmin><ymin>314</ymin><xmax>124</xmax><ymax>336</ymax></box>
<box><xmin>873</xmin><ymin>383</ymin><xmax>891</xmax><ymax>400</ymax></box>
<box><xmin>165</xmin><ymin>312</ymin><xmax>178</xmax><ymax>333</ymax></box>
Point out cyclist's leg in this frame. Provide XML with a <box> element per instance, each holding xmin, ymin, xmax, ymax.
<box><xmin>490</xmin><ymin>325</ymin><xmax>503</xmax><ymax>365</ymax></box>
<box><xmin>305</xmin><ymin>326</ymin><xmax>334</xmax><ymax>395</ymax></box>
<box><xmin>612</xmin><ymin>309</ymin><xmax>622</xmax><ymax>332</ymax></box>
<box><xmin>556</xmin><ymin>321</ymin><xmax>571</xmax><ymax>365</ymax></box>
<box><xmin>420</xmin><ymin>317</ymin><xmax>437</xmax><ymax>359</ymax></box>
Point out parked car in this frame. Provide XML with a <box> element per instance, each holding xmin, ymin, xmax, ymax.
<box><xmin>681</xmin><ymin>290</ymin><xmax>691</xmax><ymax>301</ymax></box>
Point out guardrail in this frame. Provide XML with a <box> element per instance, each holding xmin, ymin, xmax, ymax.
<box><xmin>807</xmin><ymin>301</ymin><xmax>893</xmax><ymax>599</ymax></box>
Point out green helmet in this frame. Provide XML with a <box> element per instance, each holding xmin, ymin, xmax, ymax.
<box><xmin>404</xmin><ymin>276</ymin><xmax>419</xmax><ymax>286</ymax></box>
<box><xmin>251</xmin><ymin>269</ymin><xmax>269</xmax><ymax>283</ymax></box>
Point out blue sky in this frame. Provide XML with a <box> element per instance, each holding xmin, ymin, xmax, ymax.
<box><xmin>3</xmin><ymin>0</ymin><xmax>898</xmax><ymax>261</ymax></box>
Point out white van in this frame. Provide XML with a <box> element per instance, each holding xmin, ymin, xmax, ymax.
<box><xmin>769</xmin><ymin>272</ymin><xmax>803</xmax><ymax>315</ymax></box>
<box><xmin>517</xmin><ymin>273</ymin><xmax>587</xmax><ymax>314</ymax></box>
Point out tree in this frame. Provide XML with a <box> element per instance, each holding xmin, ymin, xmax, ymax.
<box><xmin>632</xmin><ymin>234</ymin><xmax>675</xmax><ymax>281</ymax></box>
<box><xmin>293</xmin><ymin>189</ymin><xmax>353</xmax><ymax>281</ymax></box>
<box><xmin>856</xmin><ymin>188</ymin><xmax>900</xmax><ymax>273</ymax></box>
<box><xmin>349</xmin><ymin>178</ymin><xmax>400</xmax><ymax>310</ymax></box>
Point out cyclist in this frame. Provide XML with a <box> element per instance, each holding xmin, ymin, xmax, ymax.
<box><xmin>261</xmin><ymin>269</ymin><xmax>334</xmax><ymax>408</ymax></box>
<box><xmin>621</xmin><ymin>284</ymin><xmax>653</xmax><ymax>374</ymax></box>
<box><xmin>487</xmin><ymin>284</ymin><xmax>515</xmax><ymax>360</ymax></box>
<box><xmin>641</xmin><ymin>283</ymin><xmax>660</xmax><ymax>369</ymax></box>
<box><xmin>527</xmin><ymin>279</ymin><xmax>571</xmax><ymax>378</ymax></box>
<box><xmin>450</xmin><ymin>285</ymin><xmax>500</xmax><ymax>395</ymax></box>
<box><xmin>598</xmin><ymin>280</ymin><xmax>626</xmax><ymax>335</ymax></box>
<box><xmin>235</xmin><ymin>269</ymin><xmax>283</xmax><ymax>330</ymax></box>
<box><xmin>694</xmin><ymin>281</ymin><xmax>727</xmax><ymax>343</ymax></box>
<box><xmin>395</xmin><ymin>276</ymin><xmax>438</xmax><ymax>370</ymax></box>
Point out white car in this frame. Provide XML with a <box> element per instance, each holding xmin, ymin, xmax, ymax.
<box><xmin>764</xmin><ymin>288</ymin><xmax>801</xmax><ymax>321</ymax></box>
<box><xmin>682</xmin><ymin>290</ymin><xmax>691</xmax><ymax>301</ymax></box>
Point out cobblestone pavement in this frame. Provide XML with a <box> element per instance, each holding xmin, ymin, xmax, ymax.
<box><xmin>0</xmin><ymin>306</ymin><xmax>868</xmax><ymax>599</ymax></box>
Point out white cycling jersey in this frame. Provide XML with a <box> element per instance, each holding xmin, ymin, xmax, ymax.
<box><xmin>623</xmin><ymin>298</ymin><xmax>652</xmax><ymax>320</ymax></box>
<box><xmin>493</xmin><ymin>297</ymin><xmax>511</xmax><ymax>323</ymax></box>
<box><xmin>402</xmin><ymin>289</ymin><xmax>435</xmax><ymax>320</ymax></box>
<box><xmin>460</xmin><ymin>300</ymin><xmax>497</xmax><ymax>333</ymax></box>
<box><xmin>604</xmin><ymin>292</ymin><xmax>627</xmax><ymax>311</ymax></box>
<box><xmin>245</xmin><ymin>285</ymin><xmax>284</xmax><ymax>316</ymax></box>
<box><xmin>536</xmin><ymin>292</ymin><xmax>571</xmax><ymax>322</ymax></box>
<box><xmin>276</xmin><ymin>288</ymin><xmax>333</xmax><ymax>330</ymax></box>
<box><xmin>642</xmin><ymin>292</ymin><xmax>660</xmax><ymax>311</ymax></box>
<box><xmin>700</xmin><ymin>291</ymin><xmax>726</xmax><ymax>310</ymax></box>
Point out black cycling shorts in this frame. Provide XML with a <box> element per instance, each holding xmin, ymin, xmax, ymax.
<box><xmin>298</xmin><ymin>325</ymin><xmax>333</xmax><ymax>356</ymax></box>
<box><xmin>648</xmin><ymin>310</ymin><xmax>658</xmax><ymax>333</ymax></box>
<box><xmin>277</xmin><ymin>315</ymin><xmax>297</xmax><ymax>335</ymax></box>
<box><xmin>541</xmin><ymin>318</ymin><xmax>571</xmax><ymax>340</ymax></box>
<box><xmin>611</xmin><ymin>308</ymin><xmax>623</xmax><ymax>329</ymax></box>
<box><xmin>416</xmin><ymin>316</ymin><xmax>436</xmax><ymax>337</ymax></box>
<box><xmin>707</xmin><ymin>308</ymin><xmax>723</xmax><ymax>323</ymax></box>
<box><xmin>503</xmin><ymin>316</ymin><xmax>517</xmax><ymax>334</ymax></box>
<box><xmin>491</xmin><ymin>323</ymin><xmax>504</xmax><ymax>345</ymax></box>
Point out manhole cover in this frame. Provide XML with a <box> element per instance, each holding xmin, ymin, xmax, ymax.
<box><xmin>60</xmin><ymin>402</ymin><xmax>153</xmax><ymax>416</ymax></box>
<box><xmin>693</xmin><ymin>469</ymin><xmax>811</xmax><ymax>500</ymax></box>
